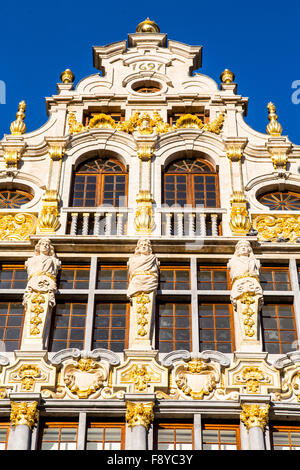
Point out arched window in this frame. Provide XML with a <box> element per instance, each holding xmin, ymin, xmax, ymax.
<box><xmin>163</xmin><ymin>158</ymin><xmax>219</xmax><ymax>207</ymax></box>
<box><xmin>71</xmin><ymin>157</ymin><xmax>127</xmax><ymax>207</ymax></box>
<box><xmin>0</xmin><ymin>189</ymin><xmax>33</xmax><ymax>208</ymax></box>
<box><xmin>258</xmin><ymin>190</ymin><xmax>300</xmax><ymax>210</ymax></box>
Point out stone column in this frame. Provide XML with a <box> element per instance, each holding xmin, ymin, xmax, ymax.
<box><xmin>240</xmin><ymin>403</ymin><xmax>269</xmax><ymax>450</ymax></box>
<box><xmin>125</xmin><ymin>401</ymin><xmax>154</xmax><ymax>450</ymax></box>
<box><xmin>7</xmin><ymin>400</ymin><xmax>39</xmax><ymax>450</ymax></box>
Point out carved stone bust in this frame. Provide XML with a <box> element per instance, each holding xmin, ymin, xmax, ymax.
<box><xmin>127</xmin><ymin>239</ymin><xmax>159</xmax><ymax>298</ymax></box>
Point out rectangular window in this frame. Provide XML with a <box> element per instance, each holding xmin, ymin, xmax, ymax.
<box><xmin>271</xmin><ymin>425</ymin><xmax>300</xmax><ymax>450</ymax></box>
<box><xmin>198</xmin><ymin>303</ymin><xmax>234</xmax><ymax>353</ymax></box>
<box><xmin>168</xmin><ymin>112</ymin><xmax>209</xmax><ymax>126</ymax></box>
<box><xmin>84</xmin><ymin>112</ymin><xmax>125</xmax><ymax>126</ymax></box>
<box><xmin>96</xmin><ymin>265</ymin><xmax>127</xmax><ymax>289</ymax></box>
<box><xmin>0</xmin><ymin>424</ymin><xmax>10</xmax><ymax>450</ymax></box>
<box><xmin>86</xmin><ymin>423</ymin><xmax>125</xmax><ymax>450</ymax></box>
<box><xmin>202</xmin><ymin>424</ymin><xmax>240</xmax><ymax>450</ymax></box>
<box><xmin>0</xmin><ymin>302</ymin><xmax>24</xmax><ymax>352</ymax></box>
<box><xmin>50</xmin><ymin>302</ymin><xmax>87</xmax><ymax>352</ymax></box>
<box><xmin>59</xmin><ymin>265</ymin><xmax>90</xmax><ymax>289</ymax></box>
<box><xmin>0</xmin><ymin>265</ymin><xmax>27</xmax><ymax>289</ymax></box>
<box><xmin>93</xmin><ymin>302</ymin><xmax>129</xmax><ymax>352</ymax></box>
<box><xmin>160</xmin><ymin>266</ymin><xmax>190</xmax><ymax>290</ymax></box>
<box><xmin>39</xmin><ymin>422</ymin><xmax>78</xmax><ymax>450</ymax></box>
<box><xmin>261</xmin><ymin>304</ymin><xmax>297</xmax><ymax>354</ymax></box>
<box><xmin>157</xmin><ymin>302</ymin><xmax>191</xmax><ymax>353</ymax></box>
<box><xmin>198</xmin><ymin>266</ymin><xmax>230</xmax><ymax>290</ymax></box>
<box><xmin>261</xmin><ymin>267</ymin><xmax>291</xmax><ymax>291</ymax></box>
<box><xmin>155</xmin><ymin>423</ymin><xmax>193</xmax><ymax>450</ymax></box>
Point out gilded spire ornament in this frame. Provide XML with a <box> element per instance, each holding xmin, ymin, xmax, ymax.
<box><xmin>10</xmin><ymin>100</ymin><xmax>26</xmax><ymax>135</ymax></box>
<box><xmin>60</xmin><ymin>69</ymin><xmax>75</xmax><ymax>84</ymax></box>
<box><xmin>266</xmin><ymin>102</ymin><xmax>282</xmax><ymax>136</ymax></box>
<box><xmin>136</xmin><ymin>18</ymin><xmax>160</xmax><ymax>33</ymax></box>
<box><xmin>220</xmin><ymin>69</ymin><xmax>235</xmax><ymax>84</ymax></box>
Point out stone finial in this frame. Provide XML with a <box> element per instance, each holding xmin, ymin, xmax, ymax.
<box><xmin>10</xmin><ymin>101</ymin><xmax>26</xmax><ymax>136</ymax></box>
<box><xmin>136</xmin><ymin>18</ymin><xmax>160</xmax><ymax>33</ymax></box>
<box><xmin>60</xmin><ymin>68</ymin><xmax>75</xmax><ymax>84</ymax></box>
<box><xmin>220</xmin><ymin>69</ymin><xmax>235</xmax><ymax>84</ymax></box>
<box><xmin>266</xmin><ymin>102</ymin><xmax>282</xmax><ymax>136</ymax></box>
<box><xmin>240</xmin><ymin>404</ymin><xmax>269</xmax><ymax>430</ymax></box>
<box><xmin>126</xmin><ymin>402</ymin><xmax>154</xmax><ymax>429</ymax></box>
<box><xmin>127</xmin><ymin>239</ymin><xmax>159</xmax><ymax>298</ymax></box>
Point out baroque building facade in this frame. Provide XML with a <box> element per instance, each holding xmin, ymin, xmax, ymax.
<box><xmin>0</xmin><ymin>18</ymin><xmax>300</xmax><ymax>450</ymax></box>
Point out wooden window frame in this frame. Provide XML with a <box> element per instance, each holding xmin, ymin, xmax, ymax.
<box><xmin>0</xmin><ymin>301</ymin><xmax>25</xmax><ymax>351</ymax></box>
<box><xmin>49</xmin><ymin>302</ymin><xmax>87</xmax><ymax>352</ymax></box>
<box><xmin>156</xmin><ymin>302</ymin><xmax>192</xmax><ymax>352</ymax></box>
<box><xmin>0</xmin><ymin>264</ymin><xmax>27</xmax><ymax>289</ymax></box>
<box><xmin>261</xmin><ymin>303</ymin><xmax>297</xmax><ymax>354</ymax></box>
<box><xmin>258</xmin><ymin>190</ymin><xmax>300</xmax><ymax>211</ymax></box>
<box><xmin>71</xmin><ymin>157</ymin><xmax>128</xmax><ymax>208</ymax></box>
<box><xmin>0</xmin><ymin>189</ymin><xmax>33</xmax><ymax>209</ymax></box>
<box><xmin>198</xmin><ymin>302</ymin><xmax>235</xmax><ymax>353</ymax></box>
<box><xmin>59</xmin><ymin>265</ymin><xmax>90</xmax><ymax>290</ymax></box>
<box><xmin>270</xmin><ymin>425</ymin><xmax>300</xmax><ymax>450</ymax></box>
<box><xmin>159</xmin><ymin>265</ymin><xmax>190</xmax><ymax>290</ymax></box>
<box><xmin>154</xmin><ymin>422</ymin><xmax>194</xmax><ymax>450</ymax></box>
<box><xmin>202</xmin><ymin>423</ymin><xmax>241</xmax><ymax>450</ymax></box>
<box><xmin>197</xmin><ymin>265</ymin><xmax>231</xmax><ymax>291</ymax></box>
<box><xmin>261</xmin><ymin>266</ymin><xmax>291</xmax><ymax>291</ymax></box>
<box><xmin>86</xmin><ymin>422</ymin><xmax>125</xmax><ymax>450</ymax></box>
<box><xmin>168</xmin><ymin>112</ymin><xmax>210</xmax><ymax>126</ymax></box>
<box><xmin>84</xmin><ymin>112</ymin><xmax>125</xmax><ymax>126</ymax></box>
<box><xmin>96</xmin><ymin>264</ymin><xmax>128</xmax><ymax>290</ymax></box>
<box><xmin>92</xmin><ymin>302</ymin><xmax>130</xmax><ymax>352</ymax></box>
<box><xmin>39</xmin><ymin>422</ymin><xmax>78</xmax><ymax>450</ymax></box>
<box><xmin>163</xmin><ymin>158</ymin><xmax>219</xmax><ymax>208</ymax></box>
<box><xmin>0</xmin><ymin>423</ymin><xmax>10</xmax><ymax>450</ymax></box>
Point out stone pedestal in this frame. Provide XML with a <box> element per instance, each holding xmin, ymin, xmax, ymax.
<box><xmin>21</xmin><ymin>292</ymin><xmax>52</xmax><ymax>350</ymax></box>
<box><xmin>233</xmin><ymin>293</ymin><xmax>263</xmax><ymax>352</ymax></box>
<box><xmin>129</xmin><ymin>291</ymin><xmax>155</xmax><ymax>350</ymax></box>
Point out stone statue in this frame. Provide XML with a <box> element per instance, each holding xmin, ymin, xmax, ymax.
<box><xmin>227</xmin><ymin>240</ymin><xmax>263</xmax><ymax>305</ymax></box>
<box><xmin>23</xmin><ymin>238</ymin><xmax>61</xmax><ymax>308</ymax></box>
<box><xmin>127</xmin><ymin>239</ymin><xmax>159</xmax><ymax>299</ymax></box>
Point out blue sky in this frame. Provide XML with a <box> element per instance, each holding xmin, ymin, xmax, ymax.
<box><xmin>1</xmin><ymin>0</ymin><xmax>299</xmax><ymax>143</ymax></box>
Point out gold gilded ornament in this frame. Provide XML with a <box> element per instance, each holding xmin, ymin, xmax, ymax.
<box><xmin>229</xmin><ymin>192</ymin><xmax>251</xmax><ymax>235</ymax></box>
<box><xmin>29</xmin><ymin>293</ymin><xmax>46</xmax><ymax>336</ymax></box>
<box><xmin>235</xmin><ymin>366</ymin><xmax>271</xmax><ymax>393</ymax></box>
<box><xmin>253</xmin><ymin>214</ymin><xmax>300</xmax><ymax>243</ymax></box>
<box><xmin>0</xmin><ymin>213</ymin><xmax>37</xmax><ymax>241</ymax></box>
<box><xmin>240</xmin><ymin>404</ymin><xmax>269</xmax><ymax>430</ymax></box>
<box><xmin>266</xmin><ymin>102</ymin><xmax>282</xmax><ymax>136</ymax></box>
<box><xmin>60</xmin><ymin>69</ymin><xmax>75</xmax><ymax>84</ymax></box>
<box><xmin>10</xmin><ymin>401</ymin><xmax>39</xmax><ymax>429</ymax></box>
<box><xmin>88</xmin><ymin>114</ymin><xmax>116</xmax><ymax>129</ymax></box>
<box><xmin>136</xmin><ymin>293</ymin><xmax>151</xmax><ymax>336</ymax></box>
<box><xmin>38</xmin><ymin>190</ymin><xmax>60</xmax><ymax>233</ymax></box>
<box><xmin>134</xmin><ymin>191</ymin><xmax>155</xmax><ymax>235</ymax></box>
<box><xmin>10</xmin><ymin>101</ymin><xmax>26</xmax><ymax>135</ymax></box>
<box><xmin>220</xmin><ymin>69</ymin><xmax>235</xmax><ymax>84</ymax></box>
<box><xmin>126</xmin><ymin>402</ymin><xmax>154</xmax><ymax>429</ymax></box>
<box><xmin>136</xmin><ymin>18</ymin><xmax>160</xmax><ymax>33</ymax></box>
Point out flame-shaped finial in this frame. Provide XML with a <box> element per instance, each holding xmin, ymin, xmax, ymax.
<box><xmin>266</xmin><ymin>102</ymin><xmax>282</xmax><ymax>136</ymax></box>
<box><xmin>10</xmin><ymin>101</ymin><xmax>26</xmax><ymax>136</ymax></box>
